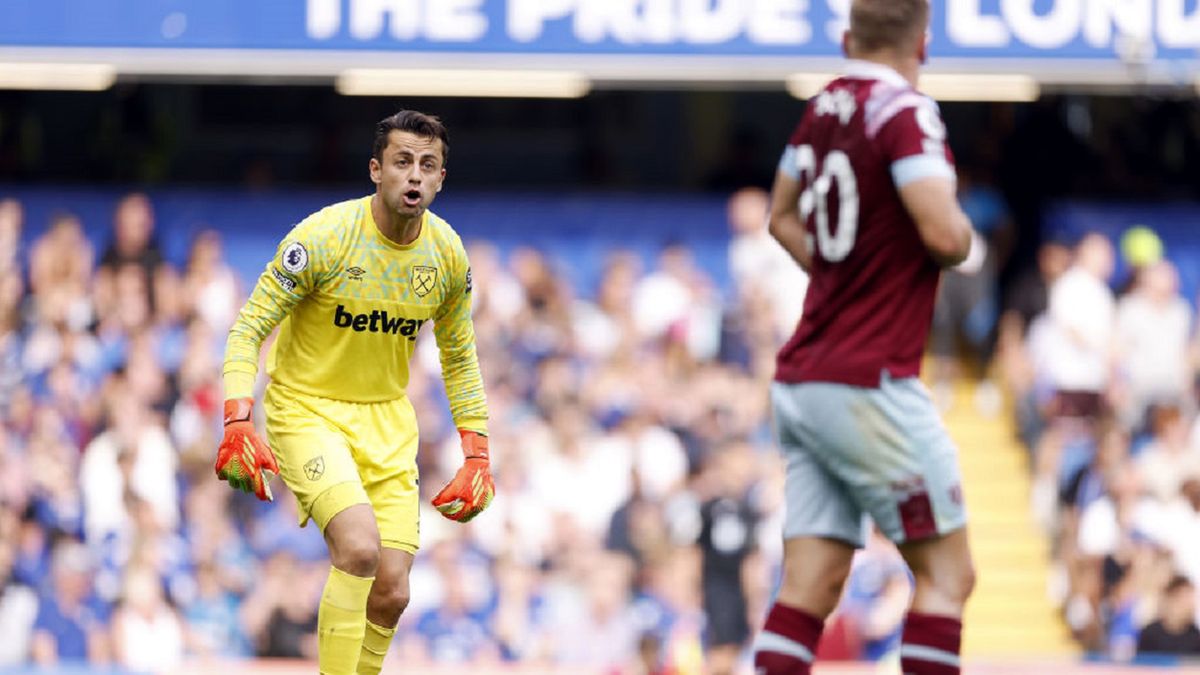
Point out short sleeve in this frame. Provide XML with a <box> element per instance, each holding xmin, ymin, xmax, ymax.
<box><xmin>778</xmin><ymin>111</ymin><xmax>813</xmax><ymax>180</ymax></box>
<box><xmin>876</xmin><ymin>97</ymin><xmax>956</xmax><ymax>189</ymax></box>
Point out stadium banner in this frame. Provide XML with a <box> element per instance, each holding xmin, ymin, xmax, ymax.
<box><xmin>2</xmin><ymin>0</ymin><xmax>1198</xmax><ymax>60</ymax></box>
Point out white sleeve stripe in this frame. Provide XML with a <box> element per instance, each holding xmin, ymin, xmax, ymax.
<box><xmin>753</xmin><ymin>631</ymin><xmax>815</xmax><ymax>664</ymax></box>
<box><xmin>899</xmin><ymin>644</ymin><xmax>961</xmax><ymax>667</ymax></box>
<box><xmin>778</xmin><ymin>145</ymin><xmax>800</xmax><ymax>179</ymax></box>
<box><xmin>891</xmin><ymin>154</ymin><xmax>955</xmax><ymax>188</ymax></box>
<box><xmin>865</xmin><ymin>91</ymin><xmax>927</xmax><ymax>138</ymax></box>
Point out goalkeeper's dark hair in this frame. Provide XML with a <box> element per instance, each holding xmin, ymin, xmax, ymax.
<box><xmin>848</xmin><ymin>0</ymin><xmax>929</xmax><ymax>55</ymax></box>
<box><xmin>373</xmin><ymin>110</ymin><xmax>449</xmax><ymax>165</ymax></box>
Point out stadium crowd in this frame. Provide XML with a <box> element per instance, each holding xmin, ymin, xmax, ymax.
<box><xmin>0</xmin><ymin>188</ymin><xmax>918</xmax><ymax>674</ymax></box>
<box><xmin>3</xmin><ymin>183</ymin><xmax>1198</xmax><ymax>674</ymax></box>
<box><xmin>996</xmin><ymin>228</ymin><xmax>1200</xmax><ymax>661</ymax></box>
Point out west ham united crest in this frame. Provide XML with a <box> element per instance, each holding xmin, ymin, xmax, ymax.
<box><xmin>410</xmin><ymin>265</ymin><xmax>438</xmax><ymax>297</ymax></box>
<box><xmin>303</xmin><ymin>456</ymin><xmax>325</xmax><ymax>481</ymax></box>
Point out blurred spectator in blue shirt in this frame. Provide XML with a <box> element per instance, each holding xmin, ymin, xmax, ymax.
<box><xmin>30</xmin><ymin>538</ymin><xmax>111</xmax><ymax>666</ymax></box>
<box><xmin>413</xmin><ymin>564</ymin><xmax>494</xmax><ymax>663</ymax></box>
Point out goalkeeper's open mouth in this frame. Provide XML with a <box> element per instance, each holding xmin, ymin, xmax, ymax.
<box><xmin>401</xmin><ymin>189</ymin><xmax>422</xmax><ymax>208</ymax></box>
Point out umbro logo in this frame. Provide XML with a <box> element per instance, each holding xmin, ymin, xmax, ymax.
<box><xmin>346</xmin><ymin>266</ymin><xmax>366</xmax><ymax>280</ymax></box>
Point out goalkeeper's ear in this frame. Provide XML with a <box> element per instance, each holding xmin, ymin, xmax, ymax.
<box><xmin>369</xmin><ymin>156</ymin><xmax>383</xmax><ymax>186</ymax></box>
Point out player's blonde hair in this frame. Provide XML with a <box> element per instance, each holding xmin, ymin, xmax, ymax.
<box><xmin>848</xmin><ymin>0</ymin><xmax>929</xmax><ymax>55</ymax></box>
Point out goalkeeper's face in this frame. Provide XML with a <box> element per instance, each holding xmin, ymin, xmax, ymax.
<box><xmin>371</xmin><ymin>130</ymin><xmax>447</xmax><ymax>219</ymax></box>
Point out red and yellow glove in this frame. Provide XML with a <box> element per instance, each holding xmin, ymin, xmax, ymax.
<box><xmin>214</xmin><ymin>398</ymin><xmax>279</xmax><ymax>501</ymax></box>
<box><xmin>432</xmin><ymin>430</ymin><xmax>494</xmax><ymax>523</ymax></box>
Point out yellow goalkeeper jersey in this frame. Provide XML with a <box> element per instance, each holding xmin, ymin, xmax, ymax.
<box><xmin>223</xmin><ymin>195</ymin><xmax>487</xmax><ymax>434</ymax></box>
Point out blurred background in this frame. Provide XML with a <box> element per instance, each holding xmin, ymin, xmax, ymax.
<box><xmin>2</xmin><ymin>2</ymin><xmax>1200</xmax><ymax>674</ymax></box>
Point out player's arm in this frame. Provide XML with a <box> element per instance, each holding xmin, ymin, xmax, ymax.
<box><xmin>767</xmin><ymin>165</ymin><xmax>813</xmax><ymax>273</ymax></box>
<box><xmin>768</xmin><ymin>124</ymin><xmax>815</xmax><ymax>273</ymax></box>
<box><xmin>898</xmin><ymin>177</ymin><xmax>974</xmax><ymax>268</ymax></box>
<box><xmin>880</xmin><ymin>97</ymin><xmax>976</xmax><ymax>268</ymax></box>
<box><xmin>217</xmin><ymin>229</ymin><xmax>321</xmax><ymax>500</ymax></box>
<box><xmin>430</xmin><ymin>243</ymin><xmax>493</xmax><ymax>523</ymax></box>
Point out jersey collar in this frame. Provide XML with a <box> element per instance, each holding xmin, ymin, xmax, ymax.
<box><xmin>366</xmin><ymin>195</ymin><xmax>428</xmax><ymax>251</ymax></box>
<box><xmin>843</xmin><ymin>59</ymin><xmax>910</xmax><ymax>89</ymax></box>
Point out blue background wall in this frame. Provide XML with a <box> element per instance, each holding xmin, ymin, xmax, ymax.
<box><xmin>7</xmin><ymin>186</ymin><xmax>1199</xmax><ymax>304</ymax></box>
<box><xmin>4</xmin><ymin>187</ymin><xmax>734</xmax><ymax>298</ymax></box>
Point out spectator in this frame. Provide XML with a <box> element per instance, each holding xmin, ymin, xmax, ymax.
<box><xmin>1135</xmin><ymin>405</ymin><xmax>1200</xmax><ymax>503</ymax></box>
<box><xmin>695</xmin><ymin>443</ymin><xmax>759</xmax><ymax>675</ymax></box>
<box><xmin>1044</xmin><ymin>233</ymin><xmax>1117</xmax><ymax>421</ymax></box>
<box><xmin>930</xmin><ymin>168</ymin><xmax>1013</xmax><ymax>400</ymax></box>
<box><xmin>0</xmin><ymin>533</ymin><xmax>38</xmax><ymax>666</ymax></box>
<box><xmin>30</xmin><ymin>539</ymin><xmax>110</xmax><ymax>667</ymax></box>
<box><xmin>726</xmin><ymin>187</ymin><xmax>807</xmax><ymax>341</ymax></box>
<box><xmin>411</xmin><ymin>545</ymin><xmax>494</xmax><ymax>664</ymax></box>
<box><xmin>1136</xmin><ymin>576</ymin><xmax>1200</xmax><ymax>657</ymax></box>
<box><xmin>489</xmin><ymin>556</ymin><xmax>547</xmax><ymax>663</ymax></box>
<box><xmin>110</xmin><ymin>564</ymin><xmax>184</xmax><ymax>672</ymax></box>
<box><xmin>547</xmin><ymin>552</ymin><xmax>639</xmax><ymax>668</ymax></box>
<box><xmin>181</xmin><ymin>229</ymin><xmax>241</xmax><ymax>332</ymax></box>
<box><xmin>632</xmin><ymin>243</ymin><xmax>721</xmax><ymax>364</ymax></box>
<box><xmin>528</xmin><ymin>405</ymin><xmax>632</xmax><ymax>537</ymax></box>
<box><xmin>0</xmin><ymin>198</ymin><xmax>22</xmax><ymax>276</ymax></box>
<box><xmin>242</xmin><ymin>552</ymin><xmax>321</xmax><ymax>660</ymax></box>
<box><xmin>1115</xmin><ymin>260</ymin><xmax>1194</xmax><ymax>427</ymax></box>
<box><xmin>28</xmin><ymin>211</ymin><xmax>94</xmax><ymax>331</ymax></box>
<box><xmin>1159</xmin><ymin>479</ymin><xmax>1200</xmax><ymax>585</ymax></box>
<box><xmin>576</xmin><ymin>251</ymin><xmax>639</xmax><ymax>360</ymax></box>
<box><xmin>1003</xmin><ymin>240</ymin><xmax>1073</xmax><ymax>337</ymax></box>
<box><xmin>0</xmin><ymin>268</ymin><xmax>24</xmax><ymax>406</ymax></box>
<box><xmin>80</xmin><ymin>390</ymin><xmax>179</xmax><ymax>545</ymax></box>
<box><xmin>606</xmin><ymin>467</ymin><xmax>672</xmax><ymax>569</ymax></box>
<box><xmin>96</xmin><ymin>193</ymin><xmax>169</xmax><ymax>315</ymax></box>
<box><xmin>632</xmin><ymin>631</ymin><xmax>680</xmax><ymax>675</ymax></box>
<box><xmin>183</xmin><ymin>561</ymin><xmax>252</xmax><ymax>658</ymax></box>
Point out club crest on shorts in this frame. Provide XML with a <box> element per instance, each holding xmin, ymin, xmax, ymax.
<box><xmin>410</xmin><ymin>265</ymin><xmax>438</xmax><ymax>297</ymax></box>
<box><xmin>303</xmin><ymin>456</ymin><xmax>325</xmax><ymax>481</ymax></box>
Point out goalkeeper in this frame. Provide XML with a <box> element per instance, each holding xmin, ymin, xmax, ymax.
<box><xmin>217</xmin><ymin>110</ymin><xmax>493</xmax><ymax>675</ymax></box>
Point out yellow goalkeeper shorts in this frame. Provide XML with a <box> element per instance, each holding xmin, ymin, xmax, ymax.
<box><xmin>264</xmin><ymin>382</ymin><xmax>421</xmax><ymax>553</ymax></box>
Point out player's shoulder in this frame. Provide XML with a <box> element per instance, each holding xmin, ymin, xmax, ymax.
<box><xmin>424</xmin><ymin>209</ymin><xmax>467</xmax><ymax>256</ymax></box>
<box><xmin>862</xmin><ymin>84</ymin><xmax>940</xmax><ymax>142</ymax></box>
<box><xmin>301</xmin><ymin>196</ymin><xmax>368</xmax><ymax>230</ymax></box>
<box><xmin>290</xmin><ymin>196</ymin><xmax>369</xmax><ymax>252</ymax></box>
<box><xmin>822</xmin><ymin>61</ymin><xmax>938</xmax><ymax>140</ymax></box>
<box><xmin>277</xmin><ymin>197</ymin><xmax>367</xmax><ymax>274</ymax></box>
<box><xmin>292</xmin><ymin>196</ymin><xmax>368</xmax><ymax>239</ymax></box>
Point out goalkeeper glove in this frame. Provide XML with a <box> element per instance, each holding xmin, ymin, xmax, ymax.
<box><xmin>432</xmin><ymin>430</ymin><xmax>494</xmax><ymax>523</ymax></box>
<box><xmin>215</xmin><ymin>398</ymin><xmax>279</xmax><ymax>501</ymax></box>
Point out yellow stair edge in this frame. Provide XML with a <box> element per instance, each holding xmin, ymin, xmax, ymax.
<box><xmin>941</xmin><ymin>379</ymin><xmax>1078</xmax><ymax>658</ymax></box>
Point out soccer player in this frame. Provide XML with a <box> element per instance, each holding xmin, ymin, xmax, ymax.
<box><xmin>752</xmin><ymin>2</ymin><xmax>979</xmax><ymax>674</ymax></box>
<box><xmin>215</xmin><ymin>110</ymin><xmax>494</xmax><ymax>675</ymax></box>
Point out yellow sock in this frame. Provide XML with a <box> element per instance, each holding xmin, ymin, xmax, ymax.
<box><xmin>356</xmin><ymin>619</ymin><xmax>397</xmax><ymax>675</ymax></box>
<box><xmin>318</xmin><ymin>566</ymin><xmax>374</xmax><ymax>675</ymax></box>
